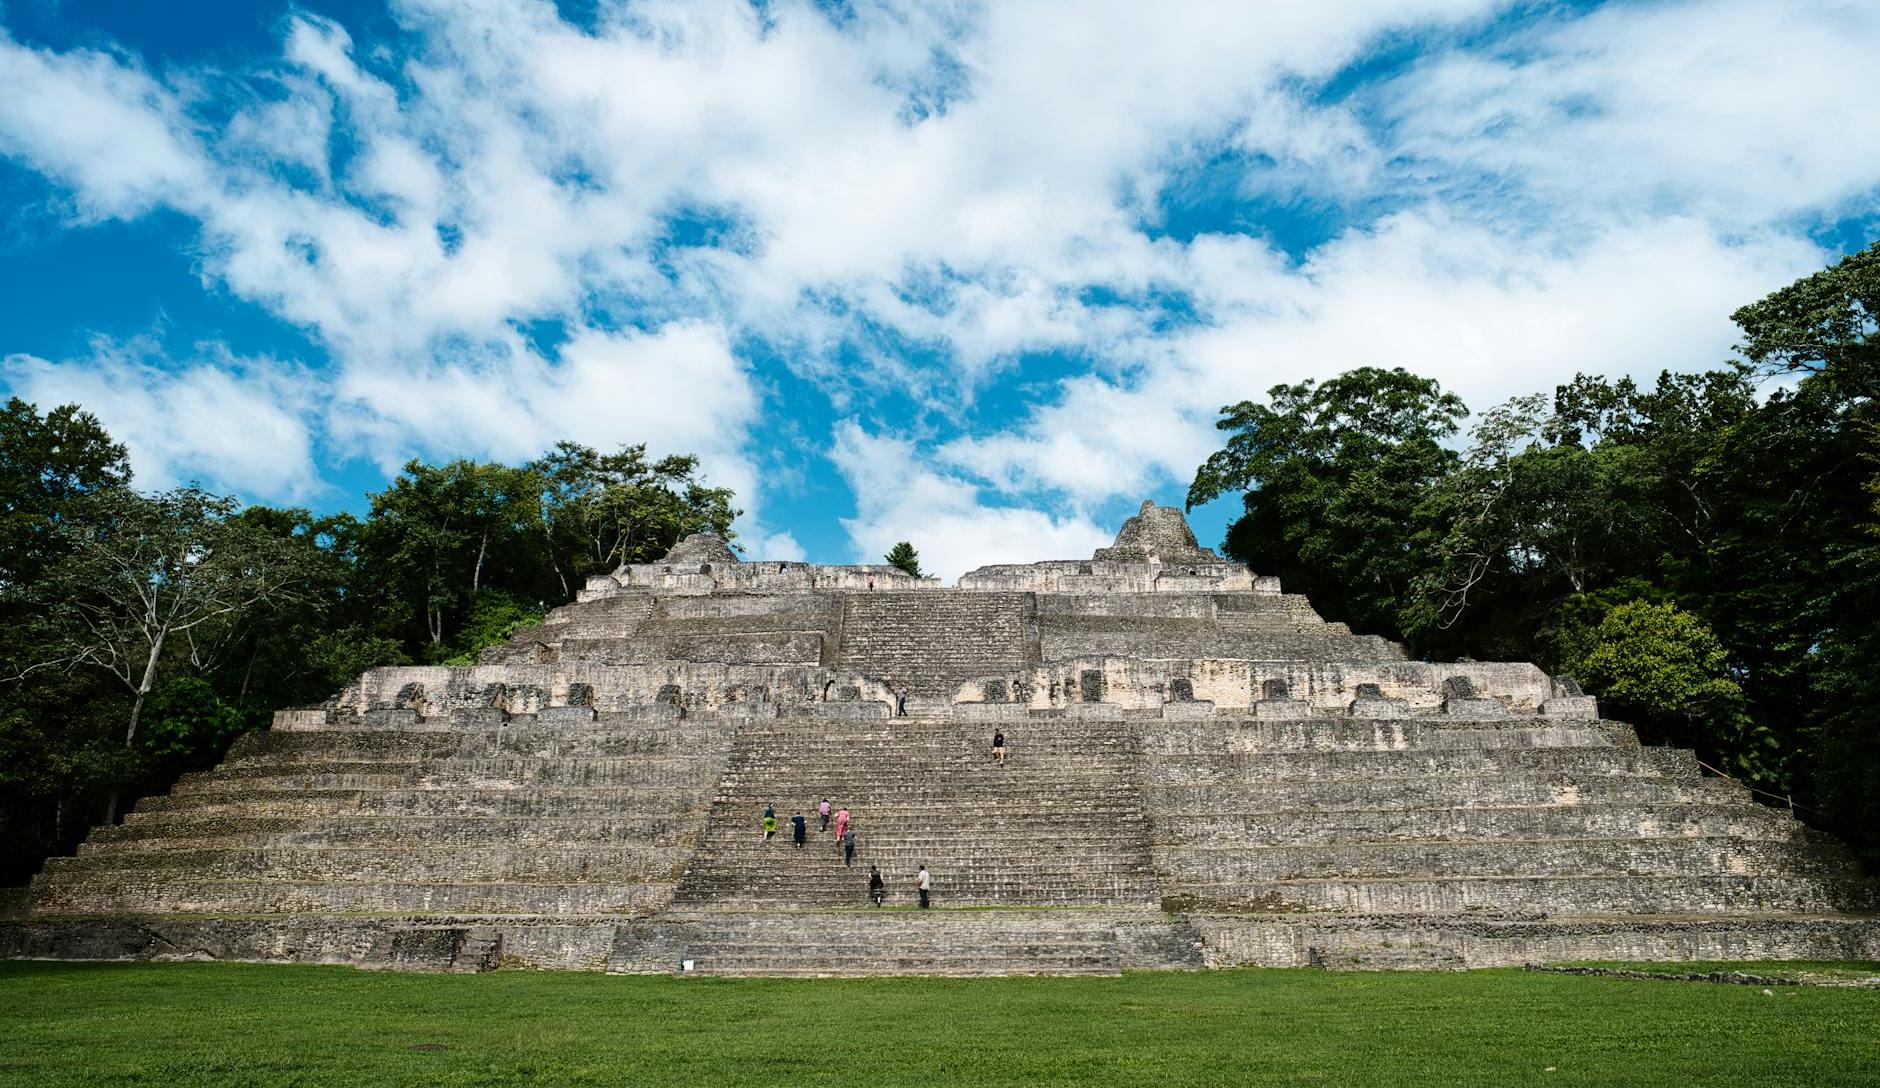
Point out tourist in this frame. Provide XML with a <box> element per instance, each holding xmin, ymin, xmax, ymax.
<box><xmin>834</xmin><ymin>806</ymin><xmax>850</xmax><ymax>841</ymax></box>
<box><xmin>761</xmin><ymin>804</ymin><xmax>776</xmax><ymax>843</ymax></box>
<box><xmin>841</xmin><ymin>827</ymin><xmax>856</xmax><ymax>866</ymax></box>
<box><xmin>895</xmin><ymin>690</ymin><xmax>907</xmax><ymax>717</ymax></box>
<box><xmin>868</xmin><ymin>866</ymin><xmax>885</xmax><ymax>907</ymax></box>
<box><xmin>791</xmin><ymin>811</ymin><xmax>807</xmax><ymax>849</ymax></box>
<box><xmin>917</xmin><ymin>864</ymin><xmax>932</xmax><ymax>908</ymax></box>
<box><xmin>992</xmin><ymin>729</ymin><xmax>1007</xmax><ymax>765</ymax></box>
<box><xmin>818</xmin><ymin>797</ymin><xmax>832</xmax><ymax>832</ymax></box>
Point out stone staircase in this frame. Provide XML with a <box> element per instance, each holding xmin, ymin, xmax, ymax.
<box><xmin>25</xmin><ymin>716</ymin><xmax>736</xmax><ymax>919</ymax></box>
<box><xmin>835</xmin><ymin>593</ymin><xmax>1037</xmax><ymax>697</ymax></box>
<box><xmin>1140</xmin><ymin>713</ymin><xmax>1874</xmax><ymax>926</ymax></box>
<box><xmin>672</xmin><ymin>715</ymin><xmax>1161</xmax><ymax>909</ymax></box>
<box><xmin>608</xmin><ymin>910</ymin><xmax>1133</xmax><ymax>977</ymax></box>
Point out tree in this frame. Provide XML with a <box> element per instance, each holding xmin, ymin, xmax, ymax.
<box><xmin>884</xmin><ymin>541</ymin><xmax>923</xmax><ymax>578</ymax></box>
<box><xmin>359</xmin><ymin>460</ymin><xmax>547</xmax><ymax>654</ymax></box>
<box><xmin>1731</xmin><ymin>239</ymin><xmax>1878</xmax><ymax>401</ymax></box>
<box><xmin>26</xmin><ymin>486</ymin><xmax>325</xmax><ymax>817</ymax></box>
<box><xmin>531</xmin><ymin>442</ymin><xmax>740</xmax><ymax>595</ymax></box>
<box><xmin>0</xmin><ymin>397</ymin><xmax>131</xmax><ymax>589</ymax></box>
<box><xmin>1188</xmin><ymin>367</ymin><xmax>1467</xmax><ymax>641</ymax></box>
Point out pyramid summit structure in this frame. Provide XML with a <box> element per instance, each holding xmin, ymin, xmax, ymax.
<box><xmin>5</xmin><ymin>504</ymin><xmax>1875</xmax><ymax>974</ymax></box>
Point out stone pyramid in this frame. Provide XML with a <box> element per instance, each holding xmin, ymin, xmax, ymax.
<box><xmin>5</xmin><ymin>502</ymin><xmax>1875</xmax><ymax>974</ymax></box>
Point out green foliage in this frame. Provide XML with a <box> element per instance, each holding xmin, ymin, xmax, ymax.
<box><xmin>1190</xmin><ymin>366</ymin><xmax>1467</xmax><ymax>639</ymax></box>
<box><xmin>1564</xmin><ymin>602</ymin><xmax>1776</xmax><ymax>781</ymax></box>
<box><xmin>7</xmin><ymin>962</ymin><xmax>1880</xmax><ymax>1088</ymax></box>
<box><xmin>0</xmin><ymin>395</ymin><xmax>740</xmax><ymax>881</ymax></box>
<box><xmin>532</xmin><ymin>442</ymin><xmax>739</xmax><ymax>583</ymax></box>
<box><xmin>137</xmin><ymin>678</ymin><xmax>248</xmax><ymax>763</ymax></box>
<box><xmin>1190</xmin><ymin>242</ymin><xmax>1880</xmax><ymax>856</ymax></box>
<box><xmin>428</xmin><ymin>590</ymin><xmax>544</xmax><ymax>666</ymax></box>
<box><xmin>1731</xmin><ymin>239</ymin><xmax>1878</xmax><ymax>400</ymax></box>
<box><xmin>0</xmin><ymin>397</ymin><xmax>131</xmax><ymax>588</ymax></box>
<box><xmin>884</xmin><ymin>541</ymin><xmax>923</xmax><ymax>578</ymax></box>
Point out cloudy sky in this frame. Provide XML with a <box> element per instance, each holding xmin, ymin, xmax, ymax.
<box><xmin>2</xmin><ymin>0</ymin><xmax>1876</xmax><ymax>579</ymax></box>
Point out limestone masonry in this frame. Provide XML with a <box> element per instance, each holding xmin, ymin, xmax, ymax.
<box><xmin>4</xmin><ymin>502</ymin><xmax>1875</xmax><ymax>974</ymax></box>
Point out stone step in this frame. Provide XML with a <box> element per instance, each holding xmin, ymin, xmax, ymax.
<box><xmin>172</xmin><ymin>760</ymin><xmax>723</xmax><ymax>792</ymax></box>
<box><xmin>130</xmin><ymin>787</ymin><xmax>712</xmax><ymax>819</ymax></box>
<box><xmin>1142</xmin><ymin>772</ymin><xmax>1747</xmax><ymax>811</ymax></box>
<box><xmin>1150</xmin><ymin>802</ymin><xmax>1807</xmax><ymax>845</ymax></box>
<box><xmin>609</xmin><ymin>911</ymin><xmax>1126</xmax><ymax>976</ymax></box>
<box><xmin>224</xmin><ymin>730</ymin><xmax>734</xmax><ymax>762</ymax></box>
<box><xmin>28</xmin><ymin>879</ymin><xmax>675</xmax><ymax>916</ymax></box>
<box><xmin>43</xmin><ymin>844</ymin><xmax>689</xmax><ymax>884</ymax></box>
<box><xmin>1152</xmin><ymin>837</ymin><xmax>1859</xmax><ymax>882</ymax></box>
<box><xmin>1171</xmin><ymin>874</ymin><xmax>1878</xmax><ymax>916</ymax></box>
<box><xmin>1142</xmin><ymin>746</ymin><xmax>1697</xmax><ymax>782</ymax></box>
<box><xmin>672</xmin><ymin>877</ymin><xmax>1161</xmax><ymax>909</ymax></box>
<box><xmin>90</xmin><ymin>814</ymin><xmax>704</xmax><ymax>850</ymax></box>
<box><xmin>1139</xmin><ymin>721</ymin><xmax>1633</xmax><ymax>752</ymax></box>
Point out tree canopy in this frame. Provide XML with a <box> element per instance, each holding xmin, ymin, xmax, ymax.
<box><xmin>0</xmin><ymin>422</ymin><xmax>738</xmax><ymax>882</ymax></box>
<box><xmin>1192</xmin><ymin>239</ymin><xmax>1880</xmax><ymax>860</ymax></box>
<box><xmin>884</xmin><ymin>541</ymin><xmax>924</xmax><ymax>578</ymax></box>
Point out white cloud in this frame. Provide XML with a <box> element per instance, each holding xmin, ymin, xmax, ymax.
<box><xmin>0</xmin><ymin>0</ymin><xmax>1877</xmax><ymax>563</ymax></box>
<box><xmin>0</xmin><ymin>29</ymin><xmax>207</xmax><ymax>218</ymax></box>
<box><xmin>3</xmin><ymin>338</ymin><xmax>323</xmax><ymax>501</ymax></box>
<box><xmin>1378</xmin><ymin>0</ymin><xmax>1880</xmax><ymax>225</ymax></box>
<box><xmin>832</xmin><ymin>420</ymin><xmax>1111</xmax><ymax>581</ymax></box>
<box><xmin>942</xmin><ymin>214</ymin><xmax>1825</xmax><ymax>504</ymax></box>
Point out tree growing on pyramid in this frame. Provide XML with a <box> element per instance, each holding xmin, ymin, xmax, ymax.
<box><xmin>884</xmin><ymin>541</ymin><xmax>923</xmax><ymax>578</ymax></box>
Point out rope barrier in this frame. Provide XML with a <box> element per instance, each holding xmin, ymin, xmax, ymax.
<box><xmin>1692</xmin><ymin>758</ymin><xmax>1817</xmax><ymax>814</ymax></box>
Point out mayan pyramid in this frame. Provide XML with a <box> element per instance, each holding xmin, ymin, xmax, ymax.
<box><xmin>5</xmin><ymin>502</ymin><xmax>1875</xmax><ymax>974</ymax></box>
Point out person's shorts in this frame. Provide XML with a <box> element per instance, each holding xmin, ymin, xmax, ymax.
<box><xmin>992</xmin><ymin>746</ymin><xmax>1006</xmax><ymax>756</ymax></box>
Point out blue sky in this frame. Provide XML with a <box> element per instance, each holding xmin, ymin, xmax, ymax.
<box><xmin>3</xmin><ymin>0</ymin><xmax>1877</xmax><ymax>579</ymax></box>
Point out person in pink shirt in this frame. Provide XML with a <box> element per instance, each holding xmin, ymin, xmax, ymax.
<box><xmin>818</xmin><ymin>798</ymin><xmax>832</xmax><ymax>832</ymax></box>
<box><xmin>834</xmin><ymin>807</ymin><xmax>850</xmax><ymax>842</ymax></box>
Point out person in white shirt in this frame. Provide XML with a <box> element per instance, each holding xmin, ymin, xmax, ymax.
<box><xmin>917</xmin><ymin>864</ymin><xmax>932</xmax><ymax>908</ymax></box>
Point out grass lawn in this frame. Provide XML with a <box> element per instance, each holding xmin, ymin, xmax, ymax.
<box><xmin>1560</xmin><ymin>960</ymin><xmax>1880</xmax><ymax>983</ymax></box>
<box><xmin>2</xmin><ymin>961</ymin><xmax>1878</xmax><ymax>1087</ymax></box>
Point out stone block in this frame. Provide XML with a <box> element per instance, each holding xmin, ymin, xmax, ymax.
<box><xmin>1252</xmin><ymin>698</ymin><xmax>1318</xmax><ymax>720</ymax></box>
<box><xmin>1442</xmin><ymin>697</ymin><xmax>1510</xmax><ymax>718</ymax></box>
<box><xmin>361</xmin><ymin>708</ymin><xmax>418</xmax><ymax>728</ymax></box>
<box><xmin>536</xmin><ymin>706</ymin><xmax>598</xmax><ymax>725</ymax></box>
<box><xmin>272</xmin><ymin>709</ymin><xmax>329</xmax><ymax>731</ymax></box>
<box><xmin>950</xmin><ymin>703</ymin><xmax>1028</xmax><ymax>721</ymax></box>
<box><xmin>810</xmin><ymin>702</ymin><xmax>890</xmax><ymax>720</ymax></box>
<box><xmin>449</xmin><ymin>707</ymin><xmax>511</xmax><ymax>728</ymax></box>
<box><xmin>1543</xmin><ymin>695</ymin><xmax>1600</xmax><ymax>719</ymax></box>
<box><xmin>1349</xmin><ymin>696</ymin><xmax>1411</xmax><ymax>718</ymax></box>
<box><xmin>1161</xmin><ymin>701</ymin><xmax>1217</xmax><ymax>720</ymax></box>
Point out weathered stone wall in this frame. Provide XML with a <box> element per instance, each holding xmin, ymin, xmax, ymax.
<box><xmin>949</xmin><ymin>657</ymin><xmax>1559</xmax><ymax>712</ymax></box>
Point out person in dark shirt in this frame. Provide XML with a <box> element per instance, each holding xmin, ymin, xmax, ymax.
<box><xmin>791</xmin><ymin>812</ymin><xmax>807</xmax><ymax>849</ymax></box>
<box><xmin>867</xmin><ymin>865</ymin><xmax>885</xmax><ymax>907</ymax></box>
<box><xmin>992</xmin><ymin>730</ymin><xmax>1007</xmax><ymax>765</ymax></box>
<box><xmin>840</xmin><ymin>827</ymin><xmax>856</xmax><ymax>866</ymax></box>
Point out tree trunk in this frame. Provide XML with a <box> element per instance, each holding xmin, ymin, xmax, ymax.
<box><xmin>540</xmin><ymin>518</ymin><xmax>569</xmax><ymax>600</ymax></box>
<box><xmin>473</xmin><ymin>530</ymin><xmax>488</xmax><ymax>595</ymax></box>
<box><xmin>238</xmin><ymin>639</ymin><xmax>259</xmax><ymax>702</ymax></box>
<box><xmin>125</xmin><ymin>626</ymin><xmax>166</xmax><ymax>747</ymax></box>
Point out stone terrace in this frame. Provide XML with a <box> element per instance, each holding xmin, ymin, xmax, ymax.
<box><xmin>3</xmin><ymin>503</ymin><xmax>1875</xmax><ymax>974</ymax></box>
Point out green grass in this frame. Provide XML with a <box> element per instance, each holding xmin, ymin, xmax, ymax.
<box><xmin>2</xmin><ymin>962</ymin><xmax>1878</xmax><ymax>1087</ymax></box>
<box><xmin>1561</xmin><ymin>960</ymin><xmax>1880</xmax><ymax>982</ymax></box>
